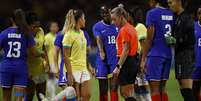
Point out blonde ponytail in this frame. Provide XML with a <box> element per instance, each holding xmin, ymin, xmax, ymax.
<box><xmin>62</xmin><ymin>9</ymin><xmax>76</xmax><ymax>34</ymax></box>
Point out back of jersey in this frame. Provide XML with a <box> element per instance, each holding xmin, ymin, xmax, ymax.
<box><xmin>146</xmin><ymin>7</ymin><xmax>173</xmax><ymax>59</ymax></box>
<box><xmin>0</xmin><ymin>27</ymin><xmax>35</xmax><ymax>70</ymax></box>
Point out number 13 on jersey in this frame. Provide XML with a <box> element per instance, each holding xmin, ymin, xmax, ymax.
<box><xmin>7</xmin><ymin>41</ymin><xmax>21</xmax><ymax>58</ymax></box>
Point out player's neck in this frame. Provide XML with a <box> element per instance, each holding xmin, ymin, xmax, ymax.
<box><xmin>177</xmin><ymin>7</ymin><xmax>184</xmax><ymax>15</ymax></box>
<box><xmin>103</xmin><ymin>20</ymin><xmax>111</xmax><ymax>25</ymax></box>
<box><xmin>120</xmin><ymin>19</ymin><xmax>127</xmax><ymax>28</ymax></box>
<box><xmin>198</xmin><ymin>21</ymin><xmax>201</xmax><ymax>27</ymax></box>
<box><xmin>155</xmin><ymin>4</ymin><xmax>165</xmax><ymax>9</ymax></box>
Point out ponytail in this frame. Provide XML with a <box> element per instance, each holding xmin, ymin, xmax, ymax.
<box><xmin>62</xmin><ymin>9</ymin><xmax>84</xmax><ymax>34</ymax></box>
<box><xmin>111</xmin><ymin>4</ymin><xmax>128</xmax><ymax>19</ymax></box>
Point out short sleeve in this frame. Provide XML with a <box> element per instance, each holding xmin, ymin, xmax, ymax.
<box><xmin>62</xmin><ymin>33</ymin><xmax>74</xmax><ymax>48</ymax></box>
<box><xmin>93</xmin><ymin>24</ymin><xmax>101</xmax><ymax>37</ymax></box>
<box><xmin>146</xmin><ymin>11</ymin><xmax>155</xmax><ymax>27</ymax></box>
<box><xmin>54</xmin><ymin>34</ymin><xmax>63</xmax><ymax>48</ymax></box>
<box><xmin>84</xmin><ymin>30</ymin><xmax>91</xmax><ymax>47</ymax></box>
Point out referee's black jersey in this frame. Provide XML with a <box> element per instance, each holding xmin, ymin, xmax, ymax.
<box><xmin>173</xmin><ymin>11</ymin><xmax>195</xmax><ymax>54</ymax></box>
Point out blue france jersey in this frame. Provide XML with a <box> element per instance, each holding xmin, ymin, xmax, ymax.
<box><xmin>194</xmin><ymin>21</ymin><xmax>201</xmax><ymax>67</ymax></box>
<box><xmin>93</xmin><ymin>21</ymin><xmax>118</xmax><ymax>64</ymax></box>
<box><xmin>146</xmin><ymin>7</ymin><xmax>173</xmax><ymax>59</ymax></box>
<box><xmin>0</xmin><ymin>27</ymin><xmax>35</xmax><ymax>72</ymax></box>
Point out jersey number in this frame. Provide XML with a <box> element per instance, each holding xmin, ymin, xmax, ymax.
<box><xmin>164</xmin><ymin>24</ymin><xmax>172</xmax><ymax>37</ymax></box>
<box><xmin>108</xmin><ymin>36</ymin><xmax>116</xmax><ymax>44</ymax></box>
<box><xmin>7</xmin><ymin>41</ymin><xmax>21</xmax><ymax>58</ymax></box>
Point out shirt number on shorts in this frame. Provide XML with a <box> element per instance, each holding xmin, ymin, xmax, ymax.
<box><xmin>7</xmin><ymin>41</ymin><xmax>21</xmax><ymax>58</ymax></box>
<box><xmin>108</xmin><ymin>35</ymin><xmax>116</xmax><ymax>44</ymax></box>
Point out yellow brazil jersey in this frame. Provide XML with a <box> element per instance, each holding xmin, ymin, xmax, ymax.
<box><xmin>45</xmin><ymin>32</ymin><xmax>56</xmax><ymax>69</ymax></box>
<box><xmin>27</xmin><ymin>27</ymin><xmax>45</xmax><ymax>77</ymax></box>
<box><xmin>135</xmin><ymin>23</ymin><xmax>147</xmax><ymax>54</ymax></box>
<box><xmin>62</xmin><ymin>30</ymin><xmax>87</xmax><ymax>72</ymax></box>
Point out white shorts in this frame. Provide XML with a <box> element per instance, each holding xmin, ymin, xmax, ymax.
<box><xmin>72</xmin><ymin>71</ymin><xmax>91</xmax><ymax>83</ymax></box>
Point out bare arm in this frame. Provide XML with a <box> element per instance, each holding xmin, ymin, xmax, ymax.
<box><xmin>95</xmin><ymin>36</ymin><xmax>105</xmax><ymax>60</ymax></box>
<box><xmin>54</xmin><ymin>46</ymin><xmax>61</xmax><ymax>74</ymax></box>
<box><xmin>141</xmin><ymin>25</ymin><xmax>154</xmax><ymax>70</ymax></box>
<box><xmin>118</xmin><ymin>42</ymin><xmax>130</xmax><ymax>67</ymax></box>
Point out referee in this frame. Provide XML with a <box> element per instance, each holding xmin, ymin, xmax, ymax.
<box><xmin>111</xmin><ymin>5</ymin><xmax>138</xmax><ymax>101</ymax></box>
<box><xmin>168</xmin><ymin>0</ymin><xmax>195</xmax><ymax>101</ymax></box>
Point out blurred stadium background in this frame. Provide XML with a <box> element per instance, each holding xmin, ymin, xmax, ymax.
<box><xmin>0</xmin><ymin>0</ymin><xmax>201</xmax><ymax>101</ymax></box>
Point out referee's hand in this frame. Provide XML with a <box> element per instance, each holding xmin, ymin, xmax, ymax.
<box><xmin>113</xmin><ymin>67</ymin><xmax>120</xmax><ymax>78</ymax></box>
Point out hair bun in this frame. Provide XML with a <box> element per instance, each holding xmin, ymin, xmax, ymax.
<box><xmin>118</xmin><ymin>4</ymin><xmax>124</xmax><ymax>8</ymax></box>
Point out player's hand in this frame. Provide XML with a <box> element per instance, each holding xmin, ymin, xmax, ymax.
<box><xmin>100</xmin><ymin>51</ymin><xmax>105</xmax><ymax>60</ymax></box>
<box><xmin>113</xmin><ymin>67</ymin><xmax>120</xmax><ymax>78</ymax></box>
<box><xmin>88</xmin><ymin>64</ymin><xmax>96</xmax><ymax>76</ymax></box>
<box><xmin>67</xmin><ymin>73</ymin><xmax>74</xmax><ymax>86</ymax></box>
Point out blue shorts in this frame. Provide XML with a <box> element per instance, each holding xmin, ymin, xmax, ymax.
<box><xmin>95</xmin><ymin>60</ymin><xmax>116</xmax><ymax>79</ymax></box>
<box><xmin>146</xmin><ymin>57</ymin><xmax>171</xmax><ymax>81</ymax></box>
<box><xmin>192</xmin><ymin>66</ymin><xmax>201</xmax><ymax>80</ymax></box>
<box><xmin>0</xmin><ymin>70</ymin><xmax>28</xmax><ymax>88</ymax></box>
<box><xmin>58</xmin><ymin>61</ymin><xmax>67</xmax><ymax>86</ymax></box>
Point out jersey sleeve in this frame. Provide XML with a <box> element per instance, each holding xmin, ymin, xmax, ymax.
<box><xmin>54</xmin><ymin>34</ymin><xmax>63</xmax><ymax>48</ymax></box>
<box><xmin>36</xmin><ymin>28</ymin><xmax>45</xmax><ymax>48</ymax></box>
<box><xmin>84</xmin><ymin>30</ymin><xmax>91</xmax><ymax>47</ymax></box>
<box><xmin>62</xmin><ymin>33</ymin><xmax>74</xmax><ymax>48</ymax></box>
<box><xmin>146</xmin><ymin>11</ymin><xmax>155</xmax><ymax>27</ymax></box>
<box><xmin>93</xmin><ymin>24</ymin><xmax>101</xmax><ymax>37</ymax></box>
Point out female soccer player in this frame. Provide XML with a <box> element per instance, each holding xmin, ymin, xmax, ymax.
<box><xmin>111</xmin><ymin>5</ymin><xmax>138</xmax><ymax>101</ymax></box>
<box><xmin>169</xmin><ymin>0</ymin><xmax>195</xmax><ymax>100</ymax></box>
<box><xmin>141</xmin><ymin>0</ymin><xmax>174</xmax><ymax>101</ymax></box>
<box><xmin>25</xmin><ymin>12</ymin><xmax>48</xmax><ymax>101</ymax></box>
<box><xmin>192</xmin><ymin>7</ymin><xmax>201</xmax><ymax>101</ymax></box>
<box><xmin>129</xmin><ymin>6</ymin><xmax>151</xmax><ymax>101</ymax></box>
<box><xmin>62</xmin><ymin>9</ymin><xmax>91</xmax><ymax>101</ymax></box>
<box><xmin>0</xmin><ymin>9</ymin><xmax>40</xmax><ymax>101</ymax></box>
<box><xmin>45</xmin><ymin>21</ymin><xmax>59</xmax><ymax>98</ymax></box>
<box><xmin>55</xmin><ymin>29</ymin><xmax>92</xmax><ymax>88</ymax></box>
<box><xmin>93</xmin><ymin>5</ymin><xmax>119</xmax><ymax>101</ymax></box>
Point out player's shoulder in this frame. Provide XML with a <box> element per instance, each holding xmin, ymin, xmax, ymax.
<box><xmin>93</xmin><ymin>21</ymin><xmax>103</xmax><ymax>28</ymax></box>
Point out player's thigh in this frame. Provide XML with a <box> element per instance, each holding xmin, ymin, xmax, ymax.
<box><xmin>81</xmin><ymin>80</ymin><xmax>91</xmax><ymax>98</ymax></box>
<box><xmin>98</xmin><ymin>79</ymin><xmax>108</xmax><ymax>94</ymax></box>
<box><xmin>178</xmin><ymin>79</ymin><xmax>193</xmax><ymax>88</ymax></box>
<box><xmin>26</xmin><ymin>79</ymin><xmax>36</xmax><ymax>100</ymax></box>
<box><xmin>0</xmin><ymin>71</ymin><xmax>13</xmax><ymax>88</ymax></box>
<box><xmin>36</xmin><ymin>81</ymin><xmax>46</xmax><ymax>95</ymax></box>
<box><xmin>146</xmin><ymin>57</ymin><xmax>171</xmax><ymax>81</ymax></box>
<box><xmin>120</xmin><ymin>84</ymin><xmax>134</xmax><ymax>98</ymax></box>
<box><xmin>2</xmin><ymin>87</ymin><xmax>12</xmax><ymax>101</ymax></box>
<box><xmin>109</xmin><ymin>77</ymin><xmax>118</xmax><ymax>91</ymax></box>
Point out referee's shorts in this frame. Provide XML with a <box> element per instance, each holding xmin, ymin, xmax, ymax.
<box><xmin>118</xmin><ymin>56</ymin><xmax>139</xmax><ymax>86</ymax></box>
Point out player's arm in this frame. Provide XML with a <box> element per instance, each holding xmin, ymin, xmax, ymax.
<box><xmin>117</xmin><ymin>41</ymin><xmax>130</xmax><ymax>66</ymax></box>
<box><xmin>63</xmin><ymin>47</ymin><xmax>74</xmax><ymax>85</ymax></box>
<box><xmin>93</xmin><ymin>25</ymin><xmax>105</xmax><ymax>60</ymax></box>
<box><xmin>141</xmin><ymin>25</ymin><xmax>154</xmax><ymax>70</ymax></box>
<box><xmin>54</xmin><ymin>46</ymin><xmax>60</xmax><ymax>77</ymax></box>
<box><xmin>86</xmin><ymin>46</ymin><xmax>95</xmax><ymax>76</ymax></box>
<box><xmin>43</xmin><ymin>45</ymin><xmax>50</xmax><ymax>73</ymax></box>
<box><xmin>96</xmin><ymin>36</ymin><xmax>105</xmax><ymax>60</ymax></box>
